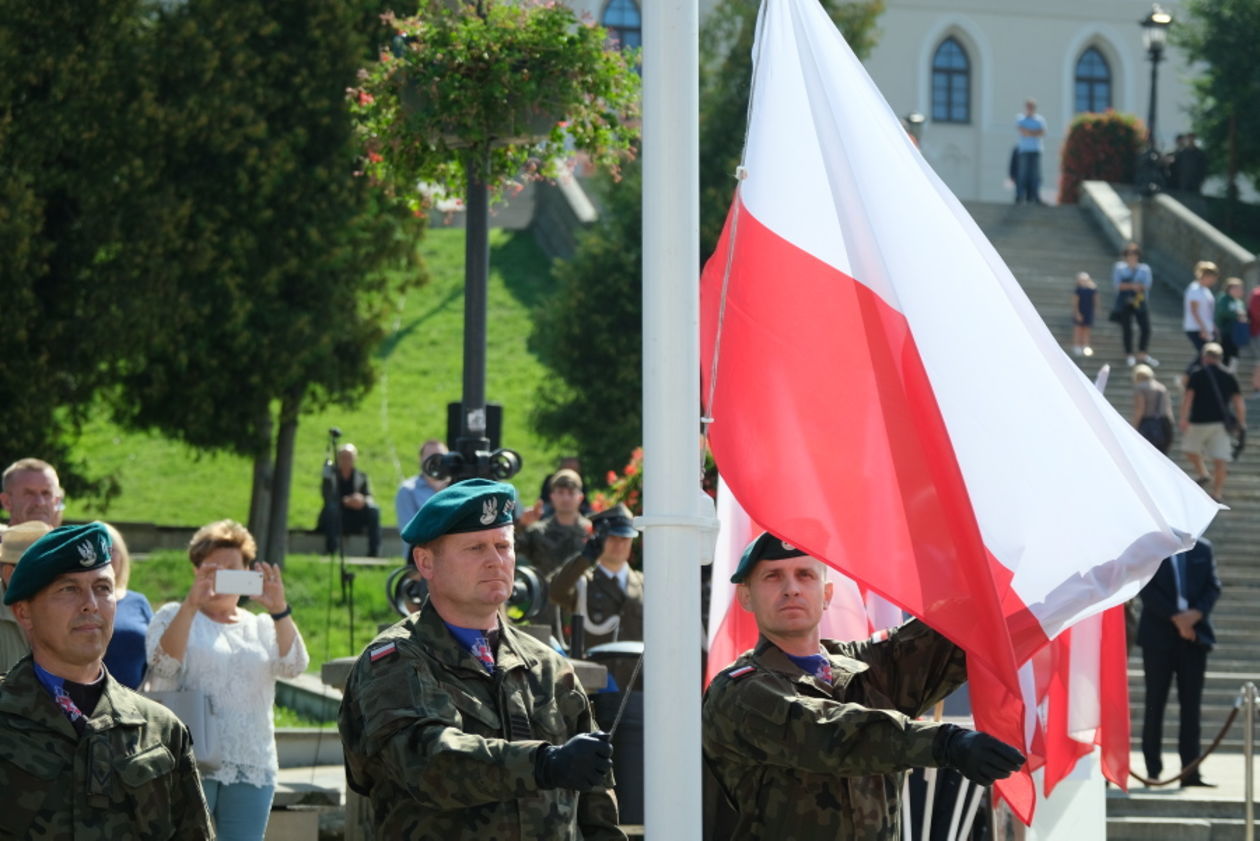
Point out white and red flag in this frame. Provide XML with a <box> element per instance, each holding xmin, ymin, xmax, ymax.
<box><xmin>698</xmin><ymin>0</ymin><xmax>1217</xmax><ymax>821</ymax></box>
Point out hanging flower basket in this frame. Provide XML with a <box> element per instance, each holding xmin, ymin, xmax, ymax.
<box><xmin>351</xmin><ymin>0</ymin><xmax>640</xmax><ymax>205</ymax></box>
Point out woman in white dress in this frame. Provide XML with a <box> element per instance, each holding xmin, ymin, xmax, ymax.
<box><xmin>146</xmin><ymin>520</ymin><xmax>308</xmax><ymax>841</ymax></box>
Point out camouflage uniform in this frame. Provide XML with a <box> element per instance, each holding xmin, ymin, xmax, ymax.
<box><xmin>0</xmin><ymin>598</ymin><xmax>29</xmax><ymax>674</ymax></box>
<box><xmin>0</xmin><ymin>655</ymin><xmax>214</xmax><ymax>840</ymax></box>
<box><xmin>516</xmin><ymin>516</ymin><xmax>590</xmax><ymax>578</ymax></box>
<box><xmin>703</xmin><ymin>620</ymin><xmax>967</xmax><ymax>841</ymax></box>
<box><xmin>338</xmin><ymin>602</ymin><xmax>625</xmax><ymax>841</ymax></box>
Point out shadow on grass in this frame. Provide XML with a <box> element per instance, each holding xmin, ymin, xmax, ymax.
<box><xmin>492</xmin><ymin>230</ymin><xmax>556</xmax><ymax>312</ymax></box>
<box><xmin>376</xmin><ymin>284</ymin><xmax>463</xmax><ymax>361</ymax></box>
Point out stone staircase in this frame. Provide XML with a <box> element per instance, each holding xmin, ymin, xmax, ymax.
<box><xmin>966</xmin><ymin>201</ymin><xmax>1260</xmax><ymax>839</ymax></box>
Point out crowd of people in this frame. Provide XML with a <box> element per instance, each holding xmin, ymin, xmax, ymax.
<box><xmin>0</xmin><ymin>413</ymin><xmax>1237</xmax><ymax>840</ymax></box>
<box><xmin>0</xmin><ymin>458</ymin><xmax>308</xmax><ymax>841</ymax></box>
<box><xmin>1073</xmin><ymin>244</ymin><xmax>1255</xmax><ymax>503</ymax></box>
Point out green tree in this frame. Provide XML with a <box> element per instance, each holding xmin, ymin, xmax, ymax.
<box><xmin>110</xmin><ymin>0</ymin><xmax>420</xmax><ymax>562</ymax></box>
<box><xmin>531</xmin><ymin>0</ymin><xmax>883</xmax><ymax>483</ymax></box>
<box><xmin>0</xmin><ymin>0</ymin><xmax>174</xmax><ymax>501</ymax></box>
<box><xmin>531</xmin><ymin>164</ymin><xmax>644</xmax><ymax>476</ymax></box>
<box><xmin>1174</xmin><ymin>0</ymin><xmax>1260</xmax><ymax>198</ymax></box>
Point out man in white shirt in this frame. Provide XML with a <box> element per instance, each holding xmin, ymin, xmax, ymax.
<box><xmin>1183</xmin><ymin>261</ymin><xmax>1219</xmax><ymax>369</ymax></box>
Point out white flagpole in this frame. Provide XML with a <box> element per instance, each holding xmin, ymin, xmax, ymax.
<box><xmin>641</xmin><ymin>0</ymin><xmax>701</xmax><ymax>832</ymax></box>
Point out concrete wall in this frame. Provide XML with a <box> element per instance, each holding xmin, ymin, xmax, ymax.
<box><xmin>1137</xmin><ymin>193</ymin><xmax>1259</xmax><ymax>295</ymax></box>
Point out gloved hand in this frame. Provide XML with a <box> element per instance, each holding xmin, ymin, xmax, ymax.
<box><xmin>580</xmin><ymin>521</ymin><xmax>611</xmax><ymax>562</ymax></box>
<box><xmin>936</xmin><ymin>725</ymin><xmax>1025</xmax><ymax>786</ymax></box>
<box><xmin>535</xmin><ymin>731</ymin><xmax>614</xmax><ymax>790</ymax></box>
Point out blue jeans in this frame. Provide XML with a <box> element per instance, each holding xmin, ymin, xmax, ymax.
<box><xmin>202</xmin><ymin>779</ymin><xmax>275</xmax><ymax>841</ymax></box>
<box><xmin>1015</xmin><ymin>150</ymin><xmax>1042</xmax><ymax>202</ymax></box>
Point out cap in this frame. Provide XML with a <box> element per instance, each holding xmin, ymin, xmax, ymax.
<box><xmin>1202</xmin><ymin>342</ymin><xmax>1224</xmax><ymax>357</ymax></box>
<box><xmin>400</xmin><ymin>478</ymin><xmax>518</xmax><ymax>546</ymax></box>
<box><xmin>591</xmin><ymin>503</ymin><xmax>638</xmax><ymax>538</ymax></box>
<box><xmin>0</xmin><ymin>520</ymin><xmax>54</xmax><ymax>565</ymax></box>
<box><xmin>4</xmin><ymin>521</ymin><xmax>113</xmax><ymax>605</ymax></box>
<box><xmin>550</xmin><ymin>468</ymin><xmax>583</xmax><ymax>490</ymax></box>
<box><xmin>731</xmin><ymin>531</ymin><xmax>806</xmax><ymax>583</ymax></box>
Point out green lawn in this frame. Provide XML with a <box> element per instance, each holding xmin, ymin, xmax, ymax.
<box><xmin>71</xmin><ymin>227</ymin><xmax>564</xmax><ymax>530</ymax></box>
<box><xmin>132</xmin><ymin>550</ymin><xmax>402</xmax><ymax>674</ymax></box>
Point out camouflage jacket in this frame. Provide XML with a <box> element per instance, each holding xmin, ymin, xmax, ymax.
<box><xmin>516</xmin><ymin>517</ymin><xmax>590</xmax><ymax>578</ymax></box>
<box><xmin>0</xmin><ymin>598</ymin><xmax>28</xmax><ymax>674</ymax></box>
<box><xmin>338</xmin><ymin>603</ymin><xmax>625</xmax><ymax>841</ymax></box>
<box><xmin>702</xmin><ymin>620</ymin><xmax>967</xmax><ymax>841</ymax></box>
<box><xmin>0</xmin><ymin>655</ymin><xmax>214</xmax><ymax>840</ymax></box>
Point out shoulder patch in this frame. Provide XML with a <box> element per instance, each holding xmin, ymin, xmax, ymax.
<box><xmin>727</xmin><ymin>665</ymin><xmax>756</xmax><ymax>680</ymax></box>
<box><xmin>369</xmin><ymin>642</ymin><xmax>398</xmax><ymax>663</ymax></box>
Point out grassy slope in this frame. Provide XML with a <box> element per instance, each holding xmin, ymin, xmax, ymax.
<box><xmin>72</xmin><ymin>228</ymin><xmax>563</xmax><ymax>530</ymax></box>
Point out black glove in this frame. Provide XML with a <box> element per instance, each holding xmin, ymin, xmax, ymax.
<box><xmin>580</xmin><ymin>521</ymin><xmax>610</xmax><ymax>562</ymax></box>
<box><xmin>535</xmin><ymin>731</ymin><xmax>614</xmax><ymax>790</ymax></box>
<box><xmin>935</xmin><ymin>725</ymin><xmax>1025</xmax><ymax>786</ymax></box>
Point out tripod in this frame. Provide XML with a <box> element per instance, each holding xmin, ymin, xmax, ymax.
<box><xmin>323</xmin><ymin>428</ymin><xmax>357</xmax><ymax>652</ymax></box>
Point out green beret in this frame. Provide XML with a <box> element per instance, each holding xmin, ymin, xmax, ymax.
<box><xmin>591</xmin><ymin>503</ymin><xmax>639</xmax><ymax>538</ymax></box>
<box><xmin>4</xmin><ymin>522</ymin><xmax>114</xmax><ymax>605</ymax></box>
<box><xmin>730</xmin><ymin>531</ymin><xmax>806</xmax><ymax>584</ymax></box>
<box><xmin>400</xmin><ymin>478</ymin><xmax>518</xmax><ymax>547</ymax></box>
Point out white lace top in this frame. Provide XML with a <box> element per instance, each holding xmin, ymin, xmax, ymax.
<box><xmin>145</xmin><ymin>603</ymin><xmax>309</xmax><ymax>787</ymax></box>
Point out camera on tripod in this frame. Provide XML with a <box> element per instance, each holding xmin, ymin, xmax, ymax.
<box><xmin>423</xmin><ymin>401</ymin><xmax>523</xmax><ymax>483</ymax></box>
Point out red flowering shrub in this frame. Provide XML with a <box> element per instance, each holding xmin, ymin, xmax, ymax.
<box><xmin>1058</xmin><ymin>111</ymin><xmax>1143</xmax><ymax>204</ymax></box>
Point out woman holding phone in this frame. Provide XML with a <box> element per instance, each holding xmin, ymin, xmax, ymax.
<box><xmin>146</xmin><ymin>519</ymin><xmax>309</xmax><ymax>841</ymax></box>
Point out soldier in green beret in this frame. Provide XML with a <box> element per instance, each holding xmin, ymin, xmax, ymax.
<box><xmin>337</xmin><ymin>479</ymin><xmax>626</xmax><ymax>840</ymax></box>
<box><xmin>0</xmin><ymin>522</ymin><xmax>214</xmax><ymax>840</ymax></box>
<box><xmin>703</xmin><ymin>533</ymin><xmax>1025</xmax><ymax>841</ymax></box>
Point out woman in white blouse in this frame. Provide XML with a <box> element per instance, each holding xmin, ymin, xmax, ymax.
<box><xmin>146</xmin><ymin>519</ymin><xmax>309</xmax><ymax>841</ymax></box>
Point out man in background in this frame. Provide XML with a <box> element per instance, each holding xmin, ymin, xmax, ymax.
<box><xmin>1139</xmin><ymin>541</ymin><xmax>1221</xmax><ymax>787</ymax></box>
<box><xmin>1</xmin><ymin>458</ymin><xmax>64</xmax><ymax>528</ymax></box>
<box><xmin>1014</xmin><ymin>99</ymin><xmax>1047</xmax><ymax>205</ymax></box>
<box><xmin>319</xmin><ymin>443</ymin><xmax>382</xmax><ymax>557</ymax></box>
<box><xmin>394</xmin><ymin>438</ymin><xmax>451</xmax><ymax>557</ymax></box>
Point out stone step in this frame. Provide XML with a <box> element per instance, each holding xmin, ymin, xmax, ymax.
<box><xmin>1105</xmin><ymin>816</ymin><xmax>1221</xmax><ymax>841</ymax></box>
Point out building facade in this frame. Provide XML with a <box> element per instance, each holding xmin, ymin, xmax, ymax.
<box><xmin>575</xmin><ymin>0</ymin><xmax>1200</xmax><ymax>204</ymax></box>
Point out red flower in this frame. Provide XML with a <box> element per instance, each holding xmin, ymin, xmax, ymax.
<box><xmin>606</xmin><ymin>470</ymin><xmax>618</xmax><ymax>484</ymax></box>
<box><xmin>358</xmin><ymin>90</ymin><xmax>375</xmax><ymax>106</ymax></box>
<box><xmin>368</xmin><ymin>151</ymin><xmax>384</xmax><ymax>163</ymax></box>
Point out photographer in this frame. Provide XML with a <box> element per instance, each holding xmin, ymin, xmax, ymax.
<box><xmin>146</xmin><ymin>520</ymin><xmax>309</xmax><ymax>841</ymax></box>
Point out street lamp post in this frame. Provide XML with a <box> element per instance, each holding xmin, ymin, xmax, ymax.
<box><xmin>1136</xmin><ymin>3</ymin><xmax>1173</xmax><ymax>195</ymax></box>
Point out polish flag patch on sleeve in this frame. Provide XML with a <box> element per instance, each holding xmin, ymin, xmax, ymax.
<box><xmin>370</xmin><ymin>642</ymin><xmax>398</xmax><ymax>663</ymax></box>
<box><xmin>727</xmin><ymin>665</ymin><xmax>756</xmax><ymax>680</ymax></box>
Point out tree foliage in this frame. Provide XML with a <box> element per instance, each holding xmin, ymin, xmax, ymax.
<box><xmin>531</xmin><ymin>163</ymin><xmax>644</xmax><ymax>476</ymax></box>
<box><xmin>0</xmin><ymin>0</ymin><xmax>421</xmax><ymax>520</ymax></box>
<box><xmin>0</xmin><ymin>0</ymin><xmax>173</xmax><ymax>500</ymax></box>
<box><xmin>531</xmin><ymin>1</ymin><xmax>883</xmax><ymax>484</ymax></box>
<box><xmin>1173</xmin><ymin>0</ymin><xmax>1260</xmax><ymax>196</ymax></box>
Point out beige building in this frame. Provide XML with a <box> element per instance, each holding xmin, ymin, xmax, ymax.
<box><xmin>576</xmin><ymin>0</ymin><xmax>1201</xmax><ymax>204</ymax></box>
<box><xmin>863</xmin><ymin>0</ymin><xmax>1197</xmax><ymax>203</ymax></box>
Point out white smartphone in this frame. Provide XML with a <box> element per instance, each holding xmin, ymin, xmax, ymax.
<box><xmin>214</xmin><ymin>569</ymin><xmax>263</xmax><ymax>597</ymax></box>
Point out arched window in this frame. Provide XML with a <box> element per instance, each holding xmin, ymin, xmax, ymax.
<box><xmin>602</xmin><ymin>0</ymin><xmax>641</xmax><ymax>51</ymax></box>
<box><xmin>930</xmin><ymin>37</ymin><xmax>970</xmax><ymax>123</ymax></box>
<box><xmin>1074</xmin><ymin>47</ymin><xmax>1112</xmax><ymax>113</ymax></box>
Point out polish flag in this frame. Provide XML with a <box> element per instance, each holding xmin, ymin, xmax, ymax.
<box><xmin>698</xmin><ymin>0</ymin><xmax>1216</xmax><ymax>821</ymax></box>
<box><xmin>706</xmin><ymin>478</ymin><xmax>902</xmax><ymax>686</ymax></box>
